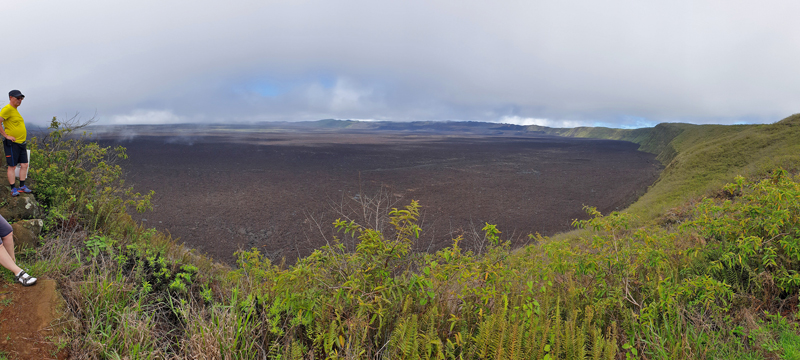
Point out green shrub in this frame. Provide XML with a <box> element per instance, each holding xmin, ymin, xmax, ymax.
<box><xmin>30</xmin><ymin>116</ymin><xmax>153</xmax><ymax>232</ymax></box>
<box><xmin>687</xmin><ymin>170</ymin><xmax>800</xmax><ymax>302</ymax></box>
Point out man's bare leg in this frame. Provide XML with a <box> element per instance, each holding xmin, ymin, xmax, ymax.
<box><xmin>18</xmin><ymin>162</ymin><xmax>27</xmax><ymax>182</ymax></box>
<box><xmin>6</xmin><ymin>165</ymin><xmax>15</xmax><ymax>188</ymax></box>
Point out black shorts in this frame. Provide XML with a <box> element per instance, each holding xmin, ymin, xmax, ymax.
<box><xmin>0</xmin><ymin>215</ymin><xmax>12</xmax><ymax>243</ymax></box>
<box><xmin>3</xmin><ymin>139</ymin><xmax>27</xmax><ymax>167</ymax></box>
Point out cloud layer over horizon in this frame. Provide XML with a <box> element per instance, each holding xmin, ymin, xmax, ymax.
<box><xmin>4</xmin><ymin>1</ymin><xmax>799</xmax><ymax>128</ymax></box>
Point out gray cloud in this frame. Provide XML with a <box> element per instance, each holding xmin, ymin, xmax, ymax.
<box><xmin>4</xmin><ymin>0</ymin><xmax>799</xmax><ymax>128</ymax></box>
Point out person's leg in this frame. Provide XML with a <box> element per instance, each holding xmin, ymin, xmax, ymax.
<box><xmin>3</xmin><ymin>140</ymin><xmax>15</xmax><ymax>188</ymax></box>
<box><xmin>16</xmin><ymin>145</ymin><xmax>30</xmax><ymax>193</ymax></box>
<box><xmin>17</xmin><ymin>162</ymin><xmax>30</xmax><ymax>192</ymax></box>
<box><xmin>0</xmin><ymin>217</ymin><xmax>14</xmax><ymax>264</ymax></box>
<box><xmin>18</xmin><ymin>162</ymin><xmax>27</xmax><ymax>182</ymax></box>
<box><xmin>0</xmin><ymin>242</ymin><xmax>22</xmax><ymax>276</ymax></box>
<box><xmin>0</xmin><ymin>217</ymin><xmax>34</xmax><ymax>285</ymax></box>
<box><xmin>6</xmin><ymin>166</ymin><xmax>14</xmax><ymax>188</ymax></box>
<box><xmin>2</xmin><ymin>233</ymin><xmax>14</xmax><ymax>264</ymax></box>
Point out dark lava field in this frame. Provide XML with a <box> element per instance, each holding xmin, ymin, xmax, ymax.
<box><xmin>97</xmin><ymin>127</ymin><xmax>661</xmax><ymax>265</ymax></box>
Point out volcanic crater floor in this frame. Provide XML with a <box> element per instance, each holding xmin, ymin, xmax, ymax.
<box><xmin>101</xmin><ymin>132</ymin><xmax>662</xmax><ymax>265</ymax></box>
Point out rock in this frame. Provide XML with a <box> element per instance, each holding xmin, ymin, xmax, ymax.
<box><xmin>11</xmin><ymin>219</ymin><xmax>43</xmax><ymax>249</ymax></box>
<box><xmin>0</xmin><ymin>194</ymin><xmax>43</xmax><ymax>221</ymax></box>
<box><xmin>0</xmin><ymin>186</ymin><xmax>43</xmax><ymax>221</ymax></box>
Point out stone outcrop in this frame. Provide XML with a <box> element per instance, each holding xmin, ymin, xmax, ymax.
<box><xmin>11</xmin><ymin>219</ymin><xmax>44</xmax><ymax>249</ymax></box>
<box><xmin>0</xmin><ymin>180</ymin><xmax>45</xmax><ymax>247</ymax></box>
<box><xmin>0</xmin><ymin>193</ymin><xmax>43</xmax><ymax>221</ymax></box>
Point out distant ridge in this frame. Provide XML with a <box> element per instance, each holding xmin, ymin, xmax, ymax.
<box><xmin>88</xmin><ymin>119</ymin><xmax>536</xmax><ymax>137</ymax></box>
<box><xmin>300</xmin><ymin>119</ymin><xmax>531</xmax><ymax>134</ymax></box>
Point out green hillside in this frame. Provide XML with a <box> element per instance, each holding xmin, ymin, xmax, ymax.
<box><xmin>5</xmin><ymin>115</ymin><xmax>800</xmax><ymax>359</ymax></box>
<box><xmin>533</xmin><ymin>114</ymin><xmax>800</xmax><ymax>220</ymax></box>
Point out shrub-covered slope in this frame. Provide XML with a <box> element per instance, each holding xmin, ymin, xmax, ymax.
<box><xmin>533</xmin><ymin>114</ymin><xmax>800</xmax><ymax>220</ymax></box>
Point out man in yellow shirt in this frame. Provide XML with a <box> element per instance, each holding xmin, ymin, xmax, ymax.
<box><xmin>0</xmin><ymin>90</ymin><xmax>32</xmax><ymax>196</ymax></box>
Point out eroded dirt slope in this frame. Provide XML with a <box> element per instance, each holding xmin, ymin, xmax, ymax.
<box><xmin>0</xmin><ymin>279</ymin><xmax>68</xmax><ymax>359</ymax></box>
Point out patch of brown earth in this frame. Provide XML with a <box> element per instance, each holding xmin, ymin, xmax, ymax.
<box><xmin>0</xmin><ymin>278</ymin><xmax>69</xmax><ymax>359</ymax></box>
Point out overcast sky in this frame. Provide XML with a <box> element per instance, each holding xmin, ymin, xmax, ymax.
<box><xmin>4</xmin><ymin>0</ymin><xmax>799</xmax><ymax>128</ymax></box>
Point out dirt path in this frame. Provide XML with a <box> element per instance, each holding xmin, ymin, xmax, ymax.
<box><xmin>0</xmin><ymin>278</ymin><xmax>68</xmax><ymax>359</ymax></box>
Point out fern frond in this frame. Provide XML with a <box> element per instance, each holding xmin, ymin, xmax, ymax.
<box><xmin>553</xmin><ymin>299</ymin><xmax>562</xmax><ymax>358</ymax></box>
<box><xmin>405</xmin><ymin>315</ymin><xmax>420</xmax><ymax>358</ymax></box>
<box><xmin>492</xmin><ymin>300</ymin><xmax>508</xmax><ymax>360</ymax></box>
<box><xmin>475</xmin><ymin>311</ymin><xmax>494</xmax><ymax>358</ymax></box>
<box><xmin>592</xmin><ymin>329</ymin><xmax>604</xmax><ymax>360</ymax></box>
<box><xmin>604</xmin><ymin>322</ymin><xmax>618</xmax><ymax>360</ymax></box>
<box><xmin>507</xmin><ymin>323</ymin><xmax>522</xmax><ymax>360</ymax></box>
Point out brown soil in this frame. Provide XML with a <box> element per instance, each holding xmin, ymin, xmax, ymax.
<box><xmin>0</xmin><ymin>278</ymin><xmax>68</xmax><ymax>359</ymax></box>
<box><xmin>100</xmin><ymin>132</ymin><xmax>661</xmax><ymax>265</ymax></box>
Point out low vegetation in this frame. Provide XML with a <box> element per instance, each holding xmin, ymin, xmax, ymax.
<box><xmin>4</xmin><ymin>115</ymin><xmax>800</xmax><ymax>358</ymax></box>
<box><xmin>536</xmin><ymin>114</ymin><xmax>800</xmax><ymax>220</ymax></box>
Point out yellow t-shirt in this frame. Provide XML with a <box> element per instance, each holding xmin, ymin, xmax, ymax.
<box><xmin>0</xmin><ymin>104</ymin><xmax>26</xmax><ymax>143</ymax></box>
